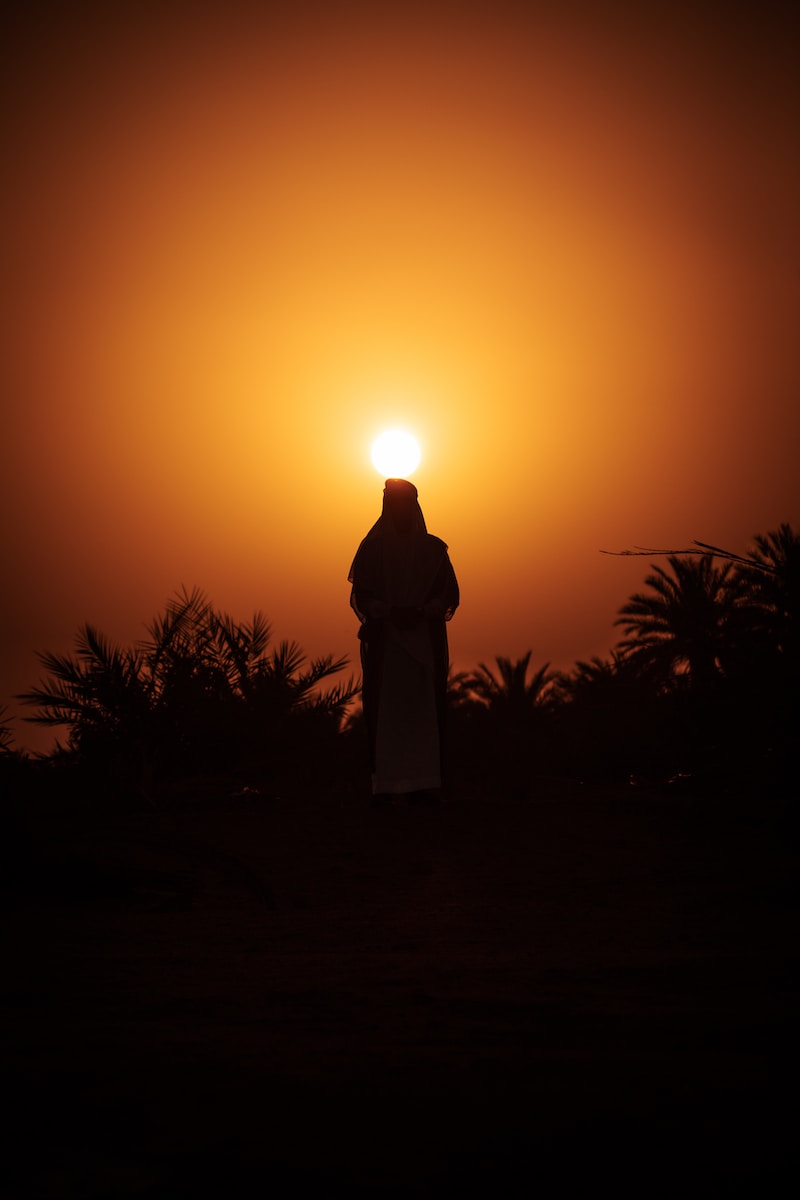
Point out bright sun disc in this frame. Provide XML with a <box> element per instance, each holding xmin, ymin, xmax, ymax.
<box><xmin>370</xmin><ymin>429</ymin><xmax>421</xmax><ymax>477</ymax></box>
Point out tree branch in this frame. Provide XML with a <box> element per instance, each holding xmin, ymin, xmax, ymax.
<box><xmin>600</xmin><ymin>540</ymin><xmax>776</xmax><ymax>573</ymax></box>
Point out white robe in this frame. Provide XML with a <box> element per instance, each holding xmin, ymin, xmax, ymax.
<box><xmin>373</xmin><ymin>621</ymin><xmax>441</xmax><ymax>794</ymax></box>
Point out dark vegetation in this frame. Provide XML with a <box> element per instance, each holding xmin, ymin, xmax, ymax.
<box><xmin>2</xmin><ymin>522</ymin><xmax>797</xmax><ymax>808</ymax></box>
<box><xmin>451</xmin><ymin>522</ymin><xmax>798</xmax><ymax>798</ymax></box>
<box><xmin>5</xmin><ymin>587</ymin><xmax>357</xmax><ymax>807</ymax></box>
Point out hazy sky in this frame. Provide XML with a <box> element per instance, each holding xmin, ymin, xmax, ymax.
<box><xmin>3</xmin><ymin>1</ymin><xmax>798</xmax><ymax>751</ymax></box>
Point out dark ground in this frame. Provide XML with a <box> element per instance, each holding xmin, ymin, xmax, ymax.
<box><xmin>3</xmin><ymin>775</ymin><xmax>798</xmax><ymax>1197</ymax></box>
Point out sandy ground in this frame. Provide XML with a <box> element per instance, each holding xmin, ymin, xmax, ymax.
<box><xmin>3</xmin><ymin>778</ymin><xmax>798</xmax><ymax>1196</ymax></box>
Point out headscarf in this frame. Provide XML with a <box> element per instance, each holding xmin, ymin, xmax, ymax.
<box><xmin>348</xmin><ymin>479</ymin><xmax>458</xmax><ymax>623</ymax></box>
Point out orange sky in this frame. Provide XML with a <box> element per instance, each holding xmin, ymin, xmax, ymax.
<box><xmin>3</xmin><ymin>2</ymin><xmax>799</xmax><ymax>752</ymax></box>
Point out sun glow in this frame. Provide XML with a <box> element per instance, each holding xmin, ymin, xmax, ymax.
<box><xmin>370</xmin><ymin>429</ymin><xmax>421</xmax><ymax>478</ymax></box>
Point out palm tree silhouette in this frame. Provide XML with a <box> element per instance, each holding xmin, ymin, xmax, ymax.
<box><xmin>615</xmin><ymin>555</ymin><xmax>737</xmax><ymax>693</ymax></box>
<box><xmin>556</xmin><ymin>650</ymin><xmax>632</xmax><ymax>697</ymax></box>
<box><xmin>734</xmin><ymin>523</ymin><xmax>800</xmax><ymax>669</ymax></box>
<box><xmin>727</xmin><ymin>524</ymin><xmax>800</xmax><ymax>784</ymax></box>
<box><xmin>19</xmin><ymin>587</ymin><xmax>356</xmax><ymax>796</ymax></box>
<box><xmin>447</xmin><ymin>653</ymin><xmax>554</xmax><ymax>793</ymax></box>
<box><xmin>21</xmin><ymin>624</ymin><xmax>148</xmax><ymax>745</ymax></box>
<box><xmin>466</xmin><ymin>652</ymin><xmax>554</xmax><ymax>715</ymax></box>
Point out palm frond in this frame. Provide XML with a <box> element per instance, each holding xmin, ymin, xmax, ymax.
<box><xmin>75</xmin><ymin>624</ymin><xmax>126</xmax><ymax>670</ymax></box>
<box><xmin>267</xmin><ymin>640</ymin><xmax>307</xmax><ymax>682</ymax></box>
<box><xmin>144</xmin><ymin>586</ymin><xmax>210</xmax><ymax>660</ymax></box>
<box><xmin>463</xmin><ymin>653</ymin><xmax>553</xmax><ymax>709</ymax></box>
<box><xmin>0</xmin><ymin>706</ymin><xmax>17</xmax><ymax>752</ymax></box>
<box><xmin>296</xmin><ymin>653</ymin><xmax>352</xmax><ymax>689</ymax></box>
<box><xmin>301</xmin><ymin>675</ymin><xmax>360</xmax><ymax>719</ymax></box>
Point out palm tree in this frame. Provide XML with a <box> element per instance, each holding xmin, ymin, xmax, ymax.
<box><xmin>466</xmin><ymin>652</ymin><xmax>555</xmax><ymax>715</ymax></box>
<box><xmin>734</xmin><ymin>523</ymin><xmax>800</xmax><ymax>669</ymax></box>
<box><xmin>727</xmin><ymin>524</ymin><xmax>800</xmax><ymax>784</ymax></box>
<box><xmin>19</xmin><ymin>587</ymin><xmax>357</xmax><ymax>796</ymax></box>
<box><xmin>554</xmin><ymin>649</ymin><xmax>638</xmax><ymax>701</ymax></box>
<box><xmin>20</xmin><ymin>623</ymin><xmax>149</xmax><ymax>750</ymax></box>
<box><xmin>615</xmin><ymin>554</ymin><xmax>737</xmax><ymax>693</ymax></box>
<box><xmin>461</xmin><ymin>653</ymin><xmax>556</xmax><ymax>789</ymax></box>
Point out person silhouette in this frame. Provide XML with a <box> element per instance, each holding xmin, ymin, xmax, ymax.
<box><xmin>348</xmin><ymin>478</ymin><xmax>459</xmax><ymax>804</ymax></box>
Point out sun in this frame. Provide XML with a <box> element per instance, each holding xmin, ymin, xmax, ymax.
<box><xmin>370</xmin><ymin>429</ymin><xmax>421</xmax><ymax>478</ymax></box>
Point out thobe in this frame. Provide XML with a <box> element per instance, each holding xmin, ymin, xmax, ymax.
<box><xmin>349</xmin><ymin>491</ymin><xmax>459</xmax><ymax>794</ymax></box>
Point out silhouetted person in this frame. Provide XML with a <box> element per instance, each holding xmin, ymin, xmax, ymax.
<box><xmin>349</xmin><ymin>478</ymin><xmax>459</xmax><ymax>803</ymax></box>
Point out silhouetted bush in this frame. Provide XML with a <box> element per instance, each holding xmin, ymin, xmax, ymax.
<box><xmin>18</xmin><ymin>588</ymin><xmax>357</xmax><ymax>803</ymax></box>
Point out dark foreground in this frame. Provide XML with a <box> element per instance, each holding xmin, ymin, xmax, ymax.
<box><xmin>3</xmin><ymin>778</ymin><xmax>798</xmax><ymax>1197</ymax></box>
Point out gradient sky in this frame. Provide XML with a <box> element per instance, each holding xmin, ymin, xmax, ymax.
<box><xmin>3</xmin><ymin>1</ymin><xmax>798</xmax><ymax>752</ymax></box>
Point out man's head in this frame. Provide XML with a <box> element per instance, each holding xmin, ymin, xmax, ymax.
<box><xmin>383</xmin><ymin>478</ymin><xmax>422</xmax><ymax>533</ymax></box>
